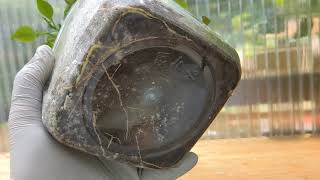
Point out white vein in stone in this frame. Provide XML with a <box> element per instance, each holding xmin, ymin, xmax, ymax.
<box><xmin>102</xmin><ymin>64</ymin><xmax>129</xmax><ymax>140</ymax></box>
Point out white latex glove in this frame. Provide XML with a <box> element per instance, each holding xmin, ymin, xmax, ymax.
<box><xmin>8</xmin><ymin>45</ymin><xmax>198</xmax><ymax>180</ymax></box>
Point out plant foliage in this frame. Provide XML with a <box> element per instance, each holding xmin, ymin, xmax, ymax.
<box><xmin>11</xmin><ymin>26</ymin><xmax>37</xmax><ymax>42</ymax></box>
<box><xmin>175</xmin><ymin>0</ymin><xmax>189</xmax><ymax>9</ymax></box>
<box><xmin>12</xmin><ymin>0</ymin><xmax>211</xmax><ymax>47</ymax></box>
<box><xmin>11</xmin><ymin>0</ymin><xmax>77</xmax><ymax>47</ymax></box>
<box><xmin>202</xmin><ymin>16</ymin><xmax>211</xmax><ymax>25</ymax></box>
<box><xmin>37</xmin><ymin>0</ymin><xmax>54</xmax><ymax>21</ymax></box>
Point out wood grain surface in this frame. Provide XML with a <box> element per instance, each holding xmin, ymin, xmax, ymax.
<box><xmin>180</xmin><ymin>136</ymin><xmax>320</xmax><ymax>180</ymax></box>
<box><xmin>0</xmin><ymin>153</ymin><xmax>9</xmax><ymax>180</ymax></box>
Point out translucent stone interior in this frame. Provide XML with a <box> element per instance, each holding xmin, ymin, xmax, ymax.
<box><xmin>92</xmin><ymin>47</ymin><xmax>211</xmax><ymax>151</ymax></box>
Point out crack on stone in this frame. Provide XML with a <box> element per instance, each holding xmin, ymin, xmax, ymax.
<box><xmin>103</xmin><ymin>131</ymin><xmax>122</xmax><ymax>145</ymax></box>
<box><xmin>137</xmin><ymin>128</ymin><xmax>144</xmax><ymax>135</ymax></box>
<box><xmin>173</xmin><ymin>56</ymin><xmax>183</xmax><ymax>71</ymax></box>
<box><xmin>92</xmin><ymin>111</ymin><xmax>106</xmax><ymax>157</ymax></box>
<box><xmin>76</xmin><ymin>43</ymin><xmax>104</xmax><ymax>86</ymax></box>
<box><xmin>141</xmin><ymin>160</ymin><xmax>163</xmax><ymax>169</ymax></box>
<box><xmin>111</xmin><ymin>63</ymin><xmax>122</xmax><ymax>79</ymax></box>
<box><xmin>135</xmin><ymin>135</ymin><xmax>143</xmax><ymax>166</ymax></box>
<box><xmin>102</xmin><ymin>64</ymin><xmax>130</xmax><ymax>140</ymax></box>
<box><xmin>65</xmin><ymin>94</ymin><xmax>83</xmax><ymax>122</ymax></box>
<box><xmin>111</xmin><ymin>8</ymin><xmax>154</xmax><ymax>35</ymax></box>
<box><xmin>107</xmin><ymin>138</ymin><xmax>113</xmax><ymax>149</ymax></box>
<box><xmin>127</xmin><ymin>106</ymin><xmax>144</xmax><ymax>112</ymax></box>
<box><xmin>151</xmin><ymin>115</ymin><xmax>155</xmax><ymax>133</ymax></box>
<box><xmin>63</xmin><ymin>85</ymin><xmax>73</xmax><ymax>91</ymax></box>
<box><xmin>157</xmin><ymin>51</ymin><xmax>171</xmax><ymax>55</ymax></box>
<box><xmin>134</xmin><ymin>134</ymin><xmax>164</xmax><ymax>169</ymax></box>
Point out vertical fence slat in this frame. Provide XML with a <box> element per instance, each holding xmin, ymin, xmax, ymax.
<box><xmin>296</xmin><ymin>14</ymin><xmax>305</xmax><ymax>134</ymax></box>
<box><xmin>307</xmin><ymin>0</ymin><xmax>316</xmax><ymax>134</ymax></box>
<box><xmin>285</xmin><ymin>15</ymin><xmax>295</xmax><ymax>136</ymax></box>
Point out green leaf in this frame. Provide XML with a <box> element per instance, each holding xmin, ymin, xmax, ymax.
<box><xmin>202</xmin><ymin>16</ymin><xmax>211</xmax><ymax>25</ymax></box>
<box><xmin>11</xmin><ymin>26</ymin><xmax>37</xmax><ymax>42</ymax></box>
<box><xmin>175</xmin><ymin>0</ymin><xmax>188</xmax><ymax>9</ymax></box>
<box><xmin>37</xmin><ymin>0</ymin><xmax>54</xmax><ymax>21</ymax></box>
<box><xmin>65</xmin><ymin>0</ymin><xmax>76</xmax><ymax>5</ymax></box>
<box><xmin>276</xmin><ymin>0</ymin><xmax>284</xmax><ymax>7</ymax></box>
<box><xmin>42</xmin><ymin>17</ymin><xmax>58</xmax><ymax>30</ymax></box>
<box><xmin>64</xmin><ymin>0</ymin><xmax>77</xmax><ymax>5</ymax></box>
<box><xmin>64</xmin><ymin>0</ymin><xmax>77</xmax><ymax>18</ymax></box>
<box><xmin>45</xmin><ymin>35</ymin><xmax>56</xmax><ymax>48</ymax></box>
<box><xmin>64</xmin><ymin>4</ymin><xmax>72</xmax><ymax>18</ymax></box>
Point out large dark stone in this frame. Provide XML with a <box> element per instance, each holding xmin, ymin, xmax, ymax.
<box><xmin>42</xmin><ymin>0</ymin><xmax>241</xmax><ymax>168</ymax></box>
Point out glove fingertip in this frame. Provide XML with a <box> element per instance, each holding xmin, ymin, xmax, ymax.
<box><xmin>12</xmin><ymin>45</ymin><xmax>55</xmax><ymax>99</ymax></box>
<box><xmin>37</xmin><ymin>45</ymin><xmax>54</xmax><ymax>56</ymax></box>
<box><xmin>27</xmin><ymin>45</ymin><xmax>54</xmax><ymax>65</ymax></box>
<box><xmin>168</xmin><ymin>152</ymin><xmax>199</xmax><ymax>178</ymax></box>
<box><xmin>178</xmin><ymin>152</ymin><xmax>198</xmax><ymax>170</ymax></box>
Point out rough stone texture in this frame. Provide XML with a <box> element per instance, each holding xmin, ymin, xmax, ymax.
<box><xmin>42</xmin><ymin>0</ymin><xmax>241</xmax><ymax>168</ymax></box>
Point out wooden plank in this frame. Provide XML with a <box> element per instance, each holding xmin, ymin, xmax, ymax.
<box><xmin>0</xmin><ymin>153</ymin><xmax>9</xmax><ymax>180</ymax></box>
<box><xmin>0</xmin><ymin>125</ymin><xmax>9</xmax><ymax>152</ymax></box>
<box><xmin>180</xmin><ymin>136</ymin><xmax>320</xmax><ymax>180</ymax></box>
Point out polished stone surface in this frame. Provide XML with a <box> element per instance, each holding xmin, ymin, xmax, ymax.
<box><xmin>42</xmin><ymin>0</ymin><xmax>241</xmax><ymax>168</ymax></box>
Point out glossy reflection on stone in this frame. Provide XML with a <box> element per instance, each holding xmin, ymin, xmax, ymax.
<box><xmin>91</xmin><ymin>47</ymin><xmax>211</xmax><ymax>151</ymax></box>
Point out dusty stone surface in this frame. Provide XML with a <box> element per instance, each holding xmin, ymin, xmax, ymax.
<box><xmin>42</xmin><ymin>0</ymin><xmax>241</xmax><ymax>168</ymax></box>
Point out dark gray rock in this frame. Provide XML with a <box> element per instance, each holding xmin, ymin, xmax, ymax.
<box><xmin>42</xmin><ymin>0</ymin><xmax>241</xmax><ymax>168</ymax></box>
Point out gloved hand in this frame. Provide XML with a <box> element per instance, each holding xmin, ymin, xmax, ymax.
<box><xmin>8</xmin><ymin>45</ymin><xmax>198</xmax><ymax>180</ymax></box>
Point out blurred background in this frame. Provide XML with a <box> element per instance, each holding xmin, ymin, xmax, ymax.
<box><xmin>1</xmin><ymin>0</ymin><xmax>320</xmax><ymax>146</ymax></box>
<box><xmin>0</xmin><ymin>0</ymin><xmax>320</xmax><ymax>179</ymax></box>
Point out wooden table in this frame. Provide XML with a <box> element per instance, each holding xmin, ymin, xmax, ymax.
<box><xmin>180</xmin><ymin>136</ymin><xmax>320</xmax><ymax>180</ymax></box>
<box><xmin>0</xmin><ymin>153</ymin><xmax>9</xmax><ymax>180</ymax></box>
<box><xmin>1</xmin><ymin>136</ymin><xmax>320</xmax><ymax>180</ymax></box>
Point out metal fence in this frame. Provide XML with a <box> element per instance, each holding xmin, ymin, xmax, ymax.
<box><xmin>188</xmin><ymin>0</ymin><xmax>320</xmax><ymax>138</ymax></box>
<box><xmin>0</xmin><ymin>0</ymin><xmax>319</xmax><ymax>139</ymax></box>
